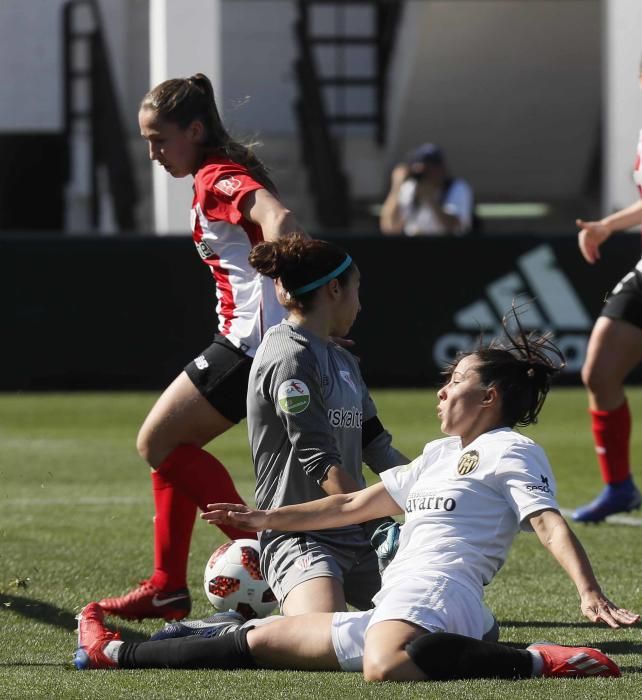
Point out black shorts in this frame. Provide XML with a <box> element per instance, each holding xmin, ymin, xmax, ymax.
<box><xmin>184</xmin><ymin>334</ymin><xmax>252</xmax><ymax>424</ymax></box>
<box><xmin>601</xmin><ymin>261</ymin><xmax>642</xmax><ymax>330</ymax></box>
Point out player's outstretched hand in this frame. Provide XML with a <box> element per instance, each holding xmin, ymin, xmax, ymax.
<box><xmin>576</xmin><ymin>218</ymin><xmax>611</xmax><ymax>264</ymax></box>
<box><xmin>580</xmin><ymin>591</ymin><xmax>640</xmax><ymax>628</ymax></box>
<box><xmin>202</xmin><ymin>503</ymin><xmax>268</xmax><ymax>532</ymax></box>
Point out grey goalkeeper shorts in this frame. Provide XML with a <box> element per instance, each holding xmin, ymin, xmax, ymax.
<box><xmin>261</xmin><ymin>532</ymin><xmax>381</xmax><ymax>611</ymax></box>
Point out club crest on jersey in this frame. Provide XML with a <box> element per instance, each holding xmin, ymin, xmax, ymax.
<box><xmin>214</xmin><ymin>176</ymin><xmax>241</xmax><ymax>196</ymax></box>
<box><xmin>277</xmin><ymin>379</ymin><xmax>311</xmax><ymax>414</ymax></box>
<box><xmin>339</xmin><ymin>370</ymin><xmax>357</xmax><ymax>393</ymax></box>
<box><xmin>457</xmin><ymin>450</ymin><xmax>479</xmax><ymax>476</ymax></box>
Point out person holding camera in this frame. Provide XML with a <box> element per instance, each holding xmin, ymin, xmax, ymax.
<box><xmin>380</xmin><ymin>143</ymin><xmax>474</xmax><ymax>236</ymax></box>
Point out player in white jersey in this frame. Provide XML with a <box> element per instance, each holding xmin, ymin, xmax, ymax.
<box><xmin>98</xmin><ymin>73</ymin><xmax>305</xmax><ymax>622</ymax></box>
<box><xmin>571</xmin><ymin>60</ymin><xmax>642</xmax><ymax>523</ymax></box>
<box><xmin>76</xmin><ymin>311</ymin><xmax>638</xmax><ymax>680</ymax></box>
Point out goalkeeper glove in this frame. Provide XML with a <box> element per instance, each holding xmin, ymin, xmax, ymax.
<box><xmin>368</xmin><ymin>518</ymin><xmax>401</xmax><ymax>574</ymax></box>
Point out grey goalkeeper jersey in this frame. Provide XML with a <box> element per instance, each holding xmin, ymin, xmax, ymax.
<box><xmin>247</xmin><ymin>321</ymin><xmax>406</xmax><ymax>550</ymax></box>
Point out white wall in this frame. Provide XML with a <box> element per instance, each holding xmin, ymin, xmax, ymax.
<box><xmin>149</xmin><ymin>0</ymin><xmax>222</xmax><ymax>233</ymax></box>
<box><xmin>220</xmin><ymin>0</ymin><xmax>297</xmax><ymax>134</ymax></box>
<box><xmin>385</xmin><ymin>0</ymin><xmax>601</xmax><ymax>202</ymax></box>
<box><xmin>0</xmin><ymin>0</ymin><xmax>147</xmax><ymax>134</ymax></box>
<box><xmin>4</xmin><ymin>0</ymin><xmax>634</xmax><ymax>231</ymax></box>
<box><xmin>604</xmin><ymin>0</ymin><xmax>642</xmax><ymax>214</ymax></box>
<box><xmin>96</xmin><ymin>0</ymin><xmax>150</xmax><ymax>134</ymax></box>
<box><xmin>0</xmin><ymin>0</ymin><xmax>67</xmax><ymax>131</ymax></box>
<box><xmin>219</xmin><ymin>1</ymin><xmax>377</xmax><ymax>136</ymax></box>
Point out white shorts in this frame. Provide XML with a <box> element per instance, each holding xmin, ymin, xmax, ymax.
<box><xmin>331</xmin><ymin>574</ymin><xmax>485</xmax><ymax>672</ymax></box>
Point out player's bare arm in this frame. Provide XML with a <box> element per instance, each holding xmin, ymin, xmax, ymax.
<box><xmin>241</xmin><ymin>188</ymin><xmax>308</xmax><ymax>241</ymax></box>
<box><xmin>528</xmin><ymin>508</ymin><xmax>639</xmax><ymax>628</ymax></box>
<box><xmin>203</xmin><ymin>481</ymin><xmax>402</xmax><ymax>533</ymax></box>
<box><xmin>318</xmin><ymin>464</ymin><xmax>366</xmax><ymax>495</ymax></box>
<box><xmin>577</xmin><ymin>200</ymin><xmax>642</xmax><ymax>263</ymax></box>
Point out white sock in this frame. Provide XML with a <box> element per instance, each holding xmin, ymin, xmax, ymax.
<box><xmin>103</xmin><ymin>640</ymin><xmax>124</xmax><ymax>665</ymax></box>
<box><xmin>528</xmin><ymin>649</ymin><xmax>544</xmax><ymax>677</ymax></box>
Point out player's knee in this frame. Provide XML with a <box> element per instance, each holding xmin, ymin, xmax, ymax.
<box><xmin>362</xmin><ymin>651</ymin><xmax>400</xmax><ymax>682</ymax></box>
<box><xmin>362</xmin><ymin>662</ymin><xmax>388</xmax><ymax>682</ymax></box>
<box><xmin>136</xmin><ymin>426</ymin><xmax>153</xmax><ymax>462</ymax></box>
<box><xmin>581</xmin><ymin>361</ymin><xmax>610</xmax><ymax>396</ymax></box>
<box><xmin>136</xmin><ymin>426</ymin><xmax>168</xmax><ymax>467</ymax></box>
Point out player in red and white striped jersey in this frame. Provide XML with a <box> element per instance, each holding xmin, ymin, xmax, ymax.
<box><xmin>98</xmin><ymin>73</ymin><xmax>306</xmax><ymax>621</ymax></box>
<box><xmin>572</xmin><ymin>63</ymin><xmax>642</xmax><ymax>523</ymax></box>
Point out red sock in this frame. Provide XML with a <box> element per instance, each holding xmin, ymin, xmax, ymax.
<box><xmin>590</xmin><ymin>401</ymin><xmax>631</xmax><ymax>484</ymax></box>
<box><xmin>157</xmin><ymin>444</ymin><xmax>256</xmax><ymax>541</ymax></box>
<box><xmin>149</xmin><ymin>470</ymin><xmax>196</xmax><ymax>591</ymax></box>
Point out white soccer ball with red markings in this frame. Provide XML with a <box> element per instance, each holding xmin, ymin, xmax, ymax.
<box><xmin>204</xmin><ymin>539</ymin><xmax>277</xmax><ymax>620</ymax></box>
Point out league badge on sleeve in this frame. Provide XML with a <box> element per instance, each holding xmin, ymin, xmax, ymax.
<box><xmin>277</xmin><ymin>379</ymin><xmax>311</xmax><ymax>414</ymax></box>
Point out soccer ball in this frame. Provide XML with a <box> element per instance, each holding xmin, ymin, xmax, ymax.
<box><xmin>204</xmin><ymin>539</ymin><xmax>277</xmax><ymax>620</ymax></box>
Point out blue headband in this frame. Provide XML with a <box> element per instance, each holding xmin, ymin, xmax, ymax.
<box><xmin>292</xmin><ymin>255</ymin><xmax>353</xmax><ymax>296</ymax></box>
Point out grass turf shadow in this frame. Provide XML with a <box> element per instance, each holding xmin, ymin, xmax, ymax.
<box><xmin>0</xmin><ymin>593</ymin><xmax>148</xmax><ymax>641</ymax></box>
<box><xmin>502</xmin><ymin>619</ymin><xmax>608</xmax><ymax>628</ymax></box>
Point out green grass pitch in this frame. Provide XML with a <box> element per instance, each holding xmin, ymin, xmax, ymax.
<box><xmin>1</xmin><ymin>388</ymin><xmax>641</xmax><ymax>699</ymax></box>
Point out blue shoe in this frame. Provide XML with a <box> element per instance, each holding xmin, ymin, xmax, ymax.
<box><xmin>149</xmin><ymin>610</ymin><xmax>245</xmax><ymax>641</ymax></box>
<box><xmin>572</xmin><ymin>480</ymin><xmax>641</xmax><ymax>523</ymax></box>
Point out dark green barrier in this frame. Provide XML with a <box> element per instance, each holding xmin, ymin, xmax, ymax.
<box><xmin>2</xmin><ymin>234</ymin><xmax>640</xmax><ymax>390</ymax></box>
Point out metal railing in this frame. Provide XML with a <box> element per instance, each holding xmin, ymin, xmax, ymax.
<box><xmin>63</xmin><ymin>0</ymin><xmax>137</xmax><ymax>232</ymax></box>
<box><xmin>294</xmin><ymin>0</ymin><xmax>403</xmax><ymax>228</ymax></box>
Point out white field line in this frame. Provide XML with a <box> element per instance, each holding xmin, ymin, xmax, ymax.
<box><xmin>559</xmin><ymin>507</ymin><xmax>642</xmax><ymax>527</ymax></box>
<box><xmin>3</xmin><ymin>496</ymin><xmax>148</xmax><ymax>506</ymax></box>
<box><xmin>5</xmin><ymin>501</ymin><xmax>642</xmax><ymax>523</ymax></box>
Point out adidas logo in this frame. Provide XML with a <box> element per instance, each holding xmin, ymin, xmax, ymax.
<box><xmin>564</xmin><ymin>651</ymin><xmax>611</xmax><ymax>676</ymax></box>
<box><xmin>433</xmin><ymin>245</ymin><xmax>592</xmax><ymax>373</ymax></box>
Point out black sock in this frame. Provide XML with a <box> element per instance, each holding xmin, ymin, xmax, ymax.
<box><xmin>118</xmin><ymin>627</ymin><xmax>256</xmax><ymax>670</ymax></box>
<box><xmin>406</xmin><ymin>632</ymin><xmax>533</xmax><ymax>680</ymax></box>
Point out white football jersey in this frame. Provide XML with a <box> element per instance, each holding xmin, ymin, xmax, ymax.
<box><xmin>377</xmin><ymin>428</ymin><xmax>558</xmax><ymax>601</ymax></box>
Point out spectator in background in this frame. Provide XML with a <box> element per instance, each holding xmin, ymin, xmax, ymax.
<box><xmin>380</xmin><ymin>143</ymin><xmax>474</xmax><ymax>236</ymax></box>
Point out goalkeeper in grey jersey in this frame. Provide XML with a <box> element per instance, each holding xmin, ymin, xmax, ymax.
<box><xmin>246</xmin><ymin>235</ymin><xmax>408</xmax><ymax>615</ymax></box>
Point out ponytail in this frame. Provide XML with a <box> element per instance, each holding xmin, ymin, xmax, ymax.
<box><xmin>141</xmin><ymin>73</ymin><xmax>276</xmax><ymax>191</ymax></box>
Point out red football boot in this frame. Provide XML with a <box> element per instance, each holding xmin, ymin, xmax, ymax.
<box><xmin>98</xmin><ymin>580</ymin><xmax>191</xmax><ymax>622</ymax></box>
<box><xmin>74</xmin><ymin>602</ymin><xmax>120</xmax><ymax>670</ymax></box>
<box><xmin>528</xmin><ymin>642</ymin><xmax>621</xmax><ymax>678</ymax></box>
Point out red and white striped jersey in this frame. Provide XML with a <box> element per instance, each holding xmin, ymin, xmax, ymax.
<box><xmin>191</xmin><ymin>156</ymin><xmax>285</xmax><ymax>357</ymax></box>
